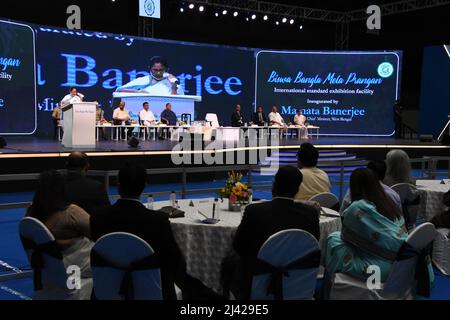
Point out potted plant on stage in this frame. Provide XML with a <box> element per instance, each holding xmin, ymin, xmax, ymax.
<box><xmin>218</xmin><ymin>171</ymin><xmax>252</xmax><ymax>212</ymax></box>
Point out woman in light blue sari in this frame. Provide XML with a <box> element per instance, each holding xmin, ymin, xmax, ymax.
<box><xmin>325</xmin><ymin>168</ymin><xmax>408</xmax><ymax>283</ymax></box>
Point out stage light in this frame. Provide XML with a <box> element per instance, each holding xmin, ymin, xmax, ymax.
<box><xmin>263</xmin><ymin>15</ymin><xmax>268</xmax><ymax>21</ymax></box>
<box><xmin>290</xmin><ymin>19</ymin><xmax>294</xmax><ymax>24</ymax></box>
<box><xmin>233</xmin><ymin>11</ymin><xmax>238</xmax><ymax>17</ymax></box>
<box><xmin>282</xmin><ymin>17</ymin><xmax>287</xmax><ymax>23</ymax></box>
<box><xmin>299</xmin><ymin>25</ymin><xmax>303</xmax><ymax>29</ymax></box>
<box><xmin>245</xmin><ymin>17</ymin><xmax>249</xmax><ymax>21</ymax></box>
<box><xmin>222</xmin><ymin>9</ymin><xmax>227</xmax><ymax>15</ymax></box>
<box><xmin>188</xmin><ymin>3</ymin><xmax>194</xmax><ymax>9</ymax></box>
<box><xmin>215</xmin><ymin>12</ymin><xmax>219</xmax><ymax>17</ymax></box>
<box><xmin>251</xmin><ymin>14</ymin><xmax>256</xmax><ymax>20</ymax></box>
<box><xmin>180</xmin><ymin>7</ymin><xmax>184</xmax><ymax>12</ymax></box>
<box><xmin>276</xmin><ymin>21</ymin><xmax>280</xmax><ymax>25</ymax></box>
<box><xmin>199</xmin><ymin>6</ymin><xmax>204</xmax><ymax>12</ymax></box>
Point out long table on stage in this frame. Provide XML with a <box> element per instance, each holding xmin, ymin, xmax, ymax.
<box><xmin>58</xmin><ymin>124</ymin><xmax>320</xmax><ymax>142</ymax></box>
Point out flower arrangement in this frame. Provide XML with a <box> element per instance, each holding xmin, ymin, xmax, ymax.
<box><xmin>218</xmin><ymin>171</ymin><xmax>251</xmax><ymax>204</ymax></box>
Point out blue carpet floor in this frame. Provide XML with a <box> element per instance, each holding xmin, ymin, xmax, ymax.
<box><xmin>1</xmin><ymin>171</ymin><xmax>449</xmax><ymax>300</ymax></box>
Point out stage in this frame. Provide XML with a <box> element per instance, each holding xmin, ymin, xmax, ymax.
<box><xmin>0</xmin><ymin>136</ymin><xmax>448</xmax><ymax>172</ymax></box>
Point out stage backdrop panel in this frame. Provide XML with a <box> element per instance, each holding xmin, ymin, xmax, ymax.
<box><xmin>256</xmin><ymin>50</ymin><xmax>401</xmax><ymax>136</ymax></box>
<box><xmin>419</xmin><ymin>45</ymin><xmax>450</xmax><ymax>138</ymax></box>
<box><xmin>33</xmin><ymin>25</ymin><xmax>255</xmax><ymax>136</ymax></box>
<box><xmin>0</xmin><ymin>19</ymin><xmax>37</xmax><ymax>135</ymax></box>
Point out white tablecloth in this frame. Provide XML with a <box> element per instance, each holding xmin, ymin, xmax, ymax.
<box><xmin>152</xmin><ymin>198</ymin><xmax>341</xmax><ymax>294</ymax></box>
<box><xmin>416</xmin><ymin>180</ymin><xmax>450</xmax><ymax>220</ymax></box>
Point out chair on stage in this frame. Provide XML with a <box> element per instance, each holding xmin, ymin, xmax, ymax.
<box><xmin>251</xmin><ymin>229</ymin><xmax>320</xmax><ymax>300</ymax></box>
<box><xmin>309</xmin><ymin>193</ymin><xmax>340</xmax><ymax>212</ymax></box>
<box><xmin>91</xmin><ymin>232</ymin><xmax>181</xmax><ymax>300</ymax></box>
<box><xmin>205</xmin><ymin>113</ymin><xmax>220</xmax><ymax>128</ymax></box>
<box><xmin>19</xmin><ymin>217</ymin><xmax>93</xmax><ymax>300</ymax></box>
<box><xmin>391</xmin><ymin>183</ymin><xmax>421</xmax><ymax>230</ymax></box>
<box><xmin>328</xmin><ymin>222</ymin><xmax>436</xmax><ymax>300</ymax></box>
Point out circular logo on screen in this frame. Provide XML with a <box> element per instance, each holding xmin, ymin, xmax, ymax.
<box><xmin>144</xmin><ymin>0</ymin><xmax>155</xmax><ymax>16</ymax></box>
<box><xmin>377</xmin><ymin>62</ymin><xmax>394</xmax><ymax>78</ymax></box>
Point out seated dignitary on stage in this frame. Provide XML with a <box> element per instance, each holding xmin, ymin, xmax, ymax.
<box><xmin>229</xmin><ymin>166</ymin><xmax>320</xmax><ymax>299</ymax></box>
<box><xmin>113</xmin><ymin>101</ymin><xmax>133</xmax><ymax>139</ymax></box>
<box><xmin>90</xmin><ymin>163</ymin><xmax>220</xmax><ymax>300</ymax></box>
<box><xmin>268</xmin><ymin>106</ymin><xmax>286</xmax><ymax>127</ymax></box>
<box><xmin>252</xmin><ymin>106</ymin><xmax>267</xmax><ymax>126</ymax></box>
<box><xmin>116</xmin><ymin>56</ymin><xmax>184</xmax><ymax>95</ymax></box>
<box><xmin>139</xmin><ymin>102</ymin><xmax>156</xmax><ymax>126</ymax></box>
<box><xmin>293</xmin><ymin>108</ymin><xmax>308</xmax><ymax>139</ymax></box>
<box><xmin>64</xmin><ymin>152</ymin><xmax>110</xmax><ymax>215</ymax></box>
<box><xmin>161</xmin><ymin>103</ymin><xmax>177</xmax><ymax>126</ymax></box>
<box><xmin>231</xmin><ymin>104</ymin><xmax>245</xmax><ymax>127</ymax></box>
<box><xmin>295</xmin><ymin>143</ymin><xmax>331</xmax><ymax>201</ymax></box>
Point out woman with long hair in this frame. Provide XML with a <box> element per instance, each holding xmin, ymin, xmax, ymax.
<box><xmin>325</xmin><ymin>168</ymin><xmax>407</xmax><ymax>283</ymax></box>
<box><xmin>26</xmin><ymin>170</ymin><xmax>93</xmax><ymax>277</ymax></box>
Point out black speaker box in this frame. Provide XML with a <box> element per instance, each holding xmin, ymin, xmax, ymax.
<box><xmin>419</xmin><ymin>134</ymin><xmax>433</xmax><ymax>143</ymax></box>
<box><xmin>127</xmin><ymin>136</ymin><xmax>140</xmax><ymax>148</ymax></box>
<box><xmin>0</xmin><ymin>136</ymin><xmax>6</xmax><ymax>148</ymax></box>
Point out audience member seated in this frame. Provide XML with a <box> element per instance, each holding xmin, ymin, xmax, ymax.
<box><xmin>430</xmin><ymin>189</ymin><xmax>450</xmax><ymax>228</ymax></box>
<box><xmin>294</xmin><ymin>143</ymin><xmax>331</xmax><ymax>201</ymax></box>
<box><xmin>26</xmin><ymin>170</ymin><xmax>93</xmax><ymax>279</ymax></box>
<box><xmin>325</xmin><ymin>168</ymin><xmax>407</xmax><ymax>284</ymax></box>
<box><xmin>90</xmin><ymin>163</ymin><xmax>218</xmax><ymax>300</ymax></box>
<box><xmin>64</xmin><ymin>152</ymin><xmax>110</xmax><ymax>215</ymax></box>
<box><xmin>113</xmin><ymin>101</ymin><xmax>133</xmax><ymax>139</ymax></box>
<box><xmin>340</xmin><ymin>160</ymin><xmax>402</xmax><ymax>215</ymax></box>
<box><xmin>231</xmin><ymin>104</ymin><xmax>244</xmax><ymax>127</ymax></box>
<box><xmin>229</xmin><ymin>166</ymin><xmax>320</xmax><ymax>299</ymax></box>
<box><xmin>384</xmin><ymin>149</ymin><xmax>415</xmax><ymax>186</ymax></box>
<box><xmin>251</xmin><ymin>106</ymin><xmax>267</xmax><ymax>126</ymax></box>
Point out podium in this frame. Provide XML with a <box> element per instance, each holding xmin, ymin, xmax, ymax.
<box><xmin>112</xmin><ymin>92</ymin><xmax>201</xmax><ymax>123</ymax></box>
<box><xmin>61</xmin><ymin>102</ymin><xmax>96</xmax><ymax>148</ymax></box>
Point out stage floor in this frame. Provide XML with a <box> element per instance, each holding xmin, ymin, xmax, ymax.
<box><xmin>0</xmin><ymin>136</ymin><xmax>448</xmax><ymax>158</ymax></box>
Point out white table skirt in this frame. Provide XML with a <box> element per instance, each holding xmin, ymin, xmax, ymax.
<box><xmin>152</xmin><ymin>198</ymin><xmax>341</xmax><ymax>294</ymax></box>
<box><xmin>416</xmin><ymin>180</ymin><xmax>450</xmax><ymax>220</ymax></box>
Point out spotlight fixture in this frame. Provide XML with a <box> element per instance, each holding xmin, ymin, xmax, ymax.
<box><xmin>233</xmin><ymin>11</ymin><xmax>238</xmax><ymax>17</ymax></box>
<box><xmin>180</xmin><ymin>7</ymin><xmax>184</xmax><ymax>12</ymax></box>
<box><xmin>290</xmin><ymin>19</ymin><xmax>294</xmax><ymax>24</ymax></box>
<box><xmin>263</xmin><ymin>15</ymin><xmax>268</xmax><ymax>21</ymax></box>
<box><xmin>199</xmin><ymin>5</ymin><xmax>204</xmax><ymax>12</ymax></box>
<box><xmin>282</xmin><ymin>17</ymin><xmax>287</xmax><ymax>23</ymax></box>
<box><xmin>276</xmin><ymin>21</ymin><xmax>280</xmax><ymax>25</ymax></box>
<box><xmin>251</xmin><ymin>14</ymin><xmax>256</xmax><ymax>20</ymax></box>
<box><xmin>188</xmin><ymin>3</ymin><xmax>194</xmax><ymax>9</ymax></box>
<box><xmin>215</xmin><ymin>12</ymin><xmax>219</xmax><ymax>17</ymax></box>
<box><xmin>299</xmin><ymin>25</ymin><xmax>303</xmax><ymax>29</ymax></box>
<box><xmin>222</xmin><ymin>9</ymin><xmax>227</xmax><ymax>15</ymax></box>
<box><xmin>246</xmin><ymin>17</ymin><xmax>249</xmax><ymax>21</ymax></box>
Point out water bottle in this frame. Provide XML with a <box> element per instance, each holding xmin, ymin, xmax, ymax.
<box><xmin>147</xmin><ymin>194</ymin><xmax>154</xmax><ymax>210</ymax></box>
<box><xmin>170</xmin><ymin>191</ymin><xmax>177</xmax><ymax>207</ymax></box>
<box><xmin>248</xmin><ymin>187</ymin><xmax>253</xmax><ymax>204</ymax></box>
